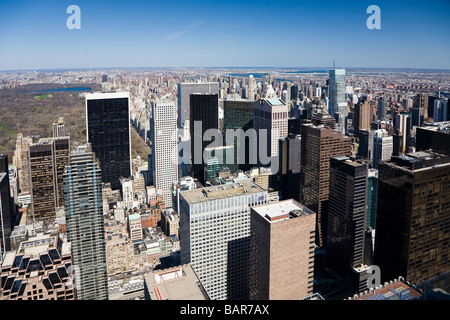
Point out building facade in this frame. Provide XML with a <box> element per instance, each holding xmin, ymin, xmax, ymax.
<box><xmin>249</xmin><ymin>199</ymin><xmax>316</xmax><ymax>300</ymax></box>
<box><xmin>63</xmin><ymin>145</ymin><xmax>108</xmax><ymax>300</ymax></box>
<box><xmin>85</xmin><ymin>92</ymin><xmax>131</xmax><ymax>191</ymax></box>
<box><xmin>374</xmin><ymin>151</ymin><xmax>450</xmax><ymax>286</ymax></box>
<box><xmin>300</xmin><ymin>123</ymin><xmax>352</xmax><ymax>247</ymax></box>
<box><xmin>0</xmin><ymin>234</ymin><xmax>74</xmax><ymax>300</ymax></box>
<box><xmin>179</xmin><ymin>180</ymin><xmax>267</xmax><ymax>300</ymax></box>
<box><xmin>150</xmin><ymin>100</ymin><xmax>179</xmax><ymax>205</ymax></box>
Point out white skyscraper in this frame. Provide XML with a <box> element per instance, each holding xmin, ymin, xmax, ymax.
<box><xmin>179</xmin><ymin>180</ymin><xmax>268</xmax><ymax>300</ymax></box>
<box><xmin>150</xmin><ymin>100</ymin><xmax>179</xmax><ymax>207</ymax></box>
<box><xmin>373</xmin><ymin>129</ymin><xmax>393</xmax><ymax>169</ymax></box>
<box><xmin>253</xmin><ymin>98</ymin><xmax>289</xmax><ymax>159</ymax></box>
<box><xmin>248</xmin><ymin>75</ymin><xmax>255</xmax><ymax>100</ymax></box>
<box><xmin>395</xmin><ymin>114</ymin><xmax>409</xmax><ymax>153</ymax></box>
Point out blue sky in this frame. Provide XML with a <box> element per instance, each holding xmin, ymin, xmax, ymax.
<box><xmin>0</xmin><ymin>0</ymin><xmax>449</xmax><ymax>70</ymax></box>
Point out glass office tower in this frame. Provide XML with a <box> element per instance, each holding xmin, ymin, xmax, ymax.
<box><xmin>64</xmin><ymin>145</ymin><xmax>108</xmax><ymax>300</ymax></box>
<box><xmin>328</xmin><ymin>69</ymin><xmax>347</xmax><ymax>134</ymax></box>
<box><xmin>85</xmin><ymin>92</ymin><xmax>131</xmax><ymax>191</ymax></box>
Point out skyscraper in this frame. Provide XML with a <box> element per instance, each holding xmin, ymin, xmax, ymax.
<box><xmin>377</xmin><ymin>98</ymin><xmax>386</xmax><ymax>120</ymax></box>
<box><xmin>29</xmin><ymin>137</ymin><xmax>70</xmax><ymax>221</ymax></box>
<box><xmin>189</xmin><ymin>93</ymin><xmax>219</xmax><ymax>184</ymax></box>
<box><xmin>433</xmin><ymin>98</ymin><xmax>448</xmax><ymax>122</ymax></box>
<box><xmin>223</xmin><ymin>99</ymin><xmax>254</xmax><ymax>172</ymax></box>
<box><xmin>64</xmin><ymin>145</ymin><xmax>108</xmax><ymax>300</ymax></box>
<box><xmin>85</xmin><ymin>92</ymin><xmax>131</xmax><ymax>191</ymax></box>
<box><xmin>328</xmin><ymin>69</ymin><xmax>347</xmax><ymax>134</ymax></box>
<box><xmin>0</xmin><ymin>173</ymin><xmax>13</xmax><ymax>254</ymax></box>
<box><xmin>150</xmin><ymin>100</ymin><xmax>179</xmax><ymax>207</ymax></box>
<box><xmin>373</xmin><ymin>129</ymin><xmax>393</xmax><ymax>169</ymax></box>
<box><xmin>253</xmin><ymin>98</ymin><xmax>289</xmax><ymax>160</ymax></box>
<box><xmin>327</xmin><ymin>156</ymin><xmax>369</xmax><ymax>293</ymax></box>
<box><xmin>274</xmin><ymin>134</ymin><xmax>301</xmax><ymax>201</ymax></box>
<box><xmin>357</xmin><ymin>129</ymin><xmax>376</xmax><ymax>166</ymax></box>
<box><xmin>366</xmin><ymin>168</ymin><xmax>378</xmax><ymax>230</ymax></box>
<box><xmin>177</xmin><ymin>82</ymin><xmax>220</xmax><ymax>129</ymax></box>
<box><xmin>374</xmin><ymin>151</ymin><xmax>450</xmax><ymax>285</ymax></box>
<box><xmin>13</xmin><ymin>133</ymin><xmax>32</xmax><ymax>194</ymax></box>
<box><xmin>300</xmin><ymin>123</ymin><xmax>352</xmax><ymax>247</ymax></box>
<box><xmin>354</xmin><ymin>99</ymin><xmax>371</xmax><ymax>138</ymax></box>
<box><xmin>52</xmin><ymin>117</ymin><xmax>66</xmax><ymax>138</ymax></box>
<box><xmin>179</xmin><ymin>180</ymin><xmax>268</xmax><ymax>300</ymax></box>
<box><xmin>395</xmin><ymin>113</ymin><xmax>410</xmax><ymax>154</ymax></box>
<box><xmin>249</xmin><ymin>199</ymin><xmax>316</xmax><ymax>300</ymax></box>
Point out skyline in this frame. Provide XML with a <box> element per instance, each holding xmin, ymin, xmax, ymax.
<box><xmin>1</xmin><ymin>0</ymin><xmax>450</xmax><ymax>71</ymax></box>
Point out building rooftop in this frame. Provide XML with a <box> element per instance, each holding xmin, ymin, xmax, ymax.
<box><xmin>180</xmin><ymin>180</ymin><xmax>265</xmax><ymax>205</ymax></box>
<box><xmin>128</xmin><ymin>213</ymin><xmax>141</xmax><ymax>221</ymax></box>
<box><xmin>265</xmin><ymin>98</ymin><xmax>285</xmax><ymax>106</ymax></box>
<box><xmin>252</xmin><ymin>199</ymin><xmax>315</xmax><ymax>223</ymax></box>
<box><xmin>85</xmin><ymin>91</ymin><xmax>129</xmax><ymax>100</ymax></box>
<box><xmin>386</xmin><ymin>150</ymin><xmax>450</xmax><ymax>172</ymax></box>
<box><xmin>144</xmin><ymin>264</ymin><xmax>208</xmax><ymax>300</ymax></box>
<box><xmin>349</xmin><ymin>279</ymin><xmax>422</xmax><ymax>300</ymax></box>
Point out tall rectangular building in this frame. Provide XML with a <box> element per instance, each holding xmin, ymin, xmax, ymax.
<box><xmin>373</xmin><ymin>129</ymin><xmax>393</xmax><ymax>169</ymax></box>
<box><xmin>0</xmin><ymin>173</ymin><xmax>13</xmax><ymax>254</ymax></box>
<box><xmin>328</xmin><ymin>69</ymin><xmax>347</xmax><ymax>134</ymax></box>
<box><xmin>52</xmin><ymin>117</ymin><xmax>66</xmax><ymax>138</ymax></box>
<box><xmin>374</xmin><ymin>151</ymin><xmax>450</xmax><ymax>286</ymax></box>
<box><xmin>249</xmin><ymin>199</ymin><xmax>316</xmax><ymax>300</ymax></box>
<box><xmin>150</xmin><ymin>100</ymin><xmax>179</xmax><ymax>206</ymax></box>
<box><xmin>395</xmin><ymin>114</ymin><xmax>410</xmax><ymax>154</ymax></box>
<box><xmin>178</xmin><ymin>82</ymin><xmax>220</xmax><ymax>129</ymax></box>
<box><xmin>179</xmin><ymin>180</ymin><xmax>268</xmax><ymax>300</ymax></box>
<box><xmin>328</xmin><ymin>156</ymin><xmax>369</xmax><ymax>292</ymax></box>
<box><xmin>29</xmin><ymin>137</ymin><xmax>70</xmax><ymax>221</ymax></box>
<box><xmin>253</xmin><ymin>98</ymin><xmax>289</xmax><ymax>160</ymax></box>
<box><xmin>223</xmin><ymin>99</ymin><xmax>254</xmax><ymax>172</ymax></box>
<box><xmin>85</xmin><ymin>92</ymin><xmax>131</xmax><ymax>191</ymax></box>
<box><xmin>13</xmin><ymin>133</ymin><xmax>32</xmax><ymax>194</ymax></box>
<box><xmin>300</xmin><ymin>123</ymin><xmax>352</xmax><ymax>247</ymax></box>
<box><xmin>357</xmin><ymin>129</ymin><xmax>376</xmax><ymax>166</ymax></box>
<box><xmin>189</xmin><ymin>93</ymin><xmax>219</xmax><ymax>184</ymax></box>
<box><xmin>377</xmin><ymin>98</ymin><xmax>386</xmax><ymax>120</ymax></box>
<box><xmin>354</xmin><ymin>100</ymin><xmax>371</xmax><ymax>138</ymax></box>
<box><xmin>63</xmin><ymin>145</ymin><xmax>108</xmax><ymax>300</ymax></box>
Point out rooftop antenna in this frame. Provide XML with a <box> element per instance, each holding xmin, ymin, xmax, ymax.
<box><xmin>333</xmin><ymin>60</ymin><xmax>335</xmax><ymax>69</ymax></box>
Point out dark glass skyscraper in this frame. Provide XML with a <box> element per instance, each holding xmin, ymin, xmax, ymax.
<box><xmin>223</xmin><ymin>99</ymin><xmax>254</xmax><ymax>172</ymax></box>
<box><xmin>0</xmin><ymin>172</ymin><xmax>12</xmax><ymax>254</ymax></box>
<box><xmin>85</xmin><ymin>92</ymin><xmax>131</xmax><ymax>191</ymax></box>
<box><xmin>327</xmin><ymin>156</ymin><xmax>369</xmax><ymax>293</ymax></box>
<box><xmin>190</xmin><ymin>93</ymin><xmax>219</xmax><ymax>184</ymax></box>
<box><xmin>374</xmin><ymin>151</ymin><xmax>450</xmax><ymax>286</ymax></box>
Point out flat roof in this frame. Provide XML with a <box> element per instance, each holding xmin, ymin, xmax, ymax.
<box><xmin>85</xmin><ymin>91</ymin><xmax>129</xmax><ymax>100</ymax></box>
<box><xmin>128</xmin><ymin>213</ymin><xmax>141</xmax><ymax>221</ymax></box>
<box><xmin>252</xmin><ymin>199</ymin><xmax>315</xmax><ymax>223</ymax></box>
<box><xmin>144</xmin><ymin>264</ymin><xmax>208</xmax><ymax>300</ymax></box>
<box><xmin>266</xmin><ymin>98</ymin><xmax>285</xmax><ymax>106</ymax></box>
<box><xmin>180</xmin><ymin>180</ymin><xmax>265</xmax><ymax>205</ymax></box>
